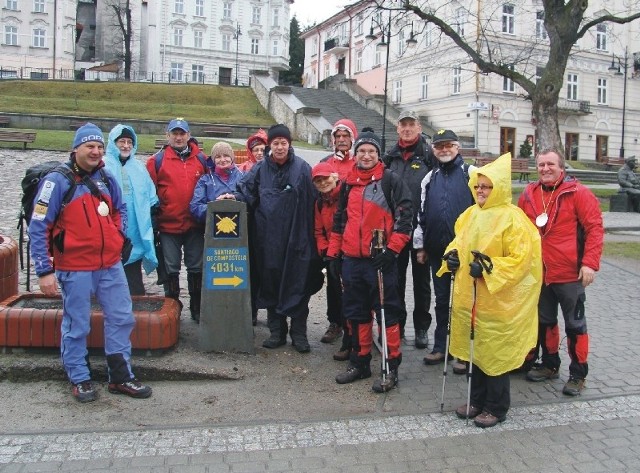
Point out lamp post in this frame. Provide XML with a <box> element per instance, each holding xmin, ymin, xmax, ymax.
<box><xmin>608</xmin><ymin>46</ymin><xmax>628</xmax><ymax>158</ymax></box>
<box><xmin>366</xmin><ymin>14</ymin><xmax>391</xmax><ymax>153</ymax></box>
<box><xmin>234</xmin><ymin>23</ymin><xmax>242</xmax><ymax>86</ymax></box>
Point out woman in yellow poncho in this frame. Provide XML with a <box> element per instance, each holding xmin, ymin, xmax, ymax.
<box><xmin>437</xmin><ymin>153</ymin><xmax>542</xmax><ymax>428</ymax></box>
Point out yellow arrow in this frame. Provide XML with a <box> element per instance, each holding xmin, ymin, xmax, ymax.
<box><xmin>213</xmin><ymin>275</ymin><xmax>244</xmax><ymax>287</ymax></box>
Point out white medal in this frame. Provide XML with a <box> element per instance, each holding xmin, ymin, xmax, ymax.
<box><xmin>535</xmin><ymin>213</ymin><xmax>548</xmax><ymax>227</ymax></box>
<box><xmin>97</xmin><ymin>201</ymin><xmax>109</xmax><ymax>217</ymax></box>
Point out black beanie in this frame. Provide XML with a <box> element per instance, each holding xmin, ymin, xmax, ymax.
<box><xmin>267</xmin><ymin>124</ymin><xmax>292</xmax><ymax>144</ymax></box>
<box><xmin>354</xmin><ymin>131</ymin><xmax>381</xmax><ymax>155</ymax></box>
<box><xmin>116</xmin><ymin>127</ymin><xmax>135</xmax><ymax>143</ymax></box>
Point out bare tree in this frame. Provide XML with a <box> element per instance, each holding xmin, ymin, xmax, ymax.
<box><xmin>105</xmin><ymin>0</ymin><xmax>133</xmax><ymax>81</ymax></box>
<box><xmin>371</xmin><ymin>0</ymin><xmax>640</xmax><ymax>150</ymax></box>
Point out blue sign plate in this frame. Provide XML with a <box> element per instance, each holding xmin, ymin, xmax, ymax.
<box><xmin>204</xmin><ymin>247</ymin><xmax>249</xmax><ymax>290</ymax></box>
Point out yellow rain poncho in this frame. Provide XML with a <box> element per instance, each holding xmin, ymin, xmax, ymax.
<box><xmin>437</xmin><ymin>153</ymin><xmax>542</xmax><ymax>376</ymax></box>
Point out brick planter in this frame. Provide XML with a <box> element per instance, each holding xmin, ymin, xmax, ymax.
<box><xmin>0</xmin><ymin>234</ymin><xmax>19</xmax><ymax>302</ymax></box>
<box><xmin>0</xmin><ymin>294</ymin><xmax>180</xmax><ymax>351</ymax></box>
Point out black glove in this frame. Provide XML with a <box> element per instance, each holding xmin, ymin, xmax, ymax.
<box><xmin>469</xmin><ymin>261</ymin><xmax>484</xmax><ymax>278</ymax></box>
<box><xmin>443</xmin><ymin>250</ymin><xmax>460</xmax><ymax>274</ymax></box>
<box><xmin>327</xmin><ymin>257</ymin><xmax>342</xmax><ymax>280</ymax></box>
<box><xmin>372</xmin><ymin>250</ymin><xmax>397</xmax><ymax>274</ymax></box>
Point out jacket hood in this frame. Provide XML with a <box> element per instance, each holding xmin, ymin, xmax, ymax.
<box><xmin>332</xmin><ymin>119</ymin><xmax>358</xmax><ymax>151</ymax></box>
<box><xmin>106</xmin><ymin>124</ymin><xmax>138</xmax><ymax>160</ymax></box>
<box><xmin>468</xmin><ymin>152</ymin><xmax>512</xmax><ymax>209</ymax></box>
<box><xmin>245</xmin><ymin>128</ymin><xmax>268</xmax><ymax>163</ymax></box>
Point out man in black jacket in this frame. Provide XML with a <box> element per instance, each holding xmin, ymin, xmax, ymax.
<box><xmin>383</xmin><ymin>111</ymin><xmax>433</xmax><ymax>349</ymax></box>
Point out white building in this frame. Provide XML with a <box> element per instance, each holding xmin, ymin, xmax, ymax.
<box><xmin>301</xmin><ymin>0</ymin><xmax>640</xmax><ymax>161</ymax></box>
<box><xmin>0</xmin><ymin>0</ymin><xmax>292</xmax><ymax>84</ymax></box>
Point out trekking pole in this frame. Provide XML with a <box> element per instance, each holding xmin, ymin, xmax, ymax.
<box><xmin>371</xmin><ymin>229</ymin><xmax>389</xmax><ymax>386</ymax></box>
<box><xmin>466</xmin><ymin>250</ymin><xmax>493</xmax><ymax>425</ymax></box>
<box><xmin>440</xmin><ymin>269</ymin><xmax>456</xmax><ymax>412</ymax></box>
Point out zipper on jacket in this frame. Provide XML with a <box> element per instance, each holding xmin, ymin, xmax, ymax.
<box><xmin>82</xmin><ymin>200</ymin><xmax>92</xmax><ymax>227</ymax></box>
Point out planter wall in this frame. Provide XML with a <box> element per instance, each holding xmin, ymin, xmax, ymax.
<box><xmin>0</xmin><ymin>235</ymin><xmax>19</xmax><ymax>302</ymax></box>
<box><xmin>0</xmin><ymin>294</ymin><xmax>180</xmax><ymax>351</ymax></box>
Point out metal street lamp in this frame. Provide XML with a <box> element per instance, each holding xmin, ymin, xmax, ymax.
<box><xmin>366</xmin><ymin>14</ymin><xmax>392</xmax><ymax>153</ymax></box>
<box><xmin>608</xmin><ymin>46</ymin><xmax>628</xmax><ymax>158</ymax></box>
<box><xmin>234</xmin><ymin>23</ymin><xmax>242</xmax><ymax>86</ymax></box>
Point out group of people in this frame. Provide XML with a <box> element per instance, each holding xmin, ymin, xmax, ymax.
<box><xmin>28</xmin><ymin>114</ymin><xmax>604</xmax><ymax>427</ymax></box>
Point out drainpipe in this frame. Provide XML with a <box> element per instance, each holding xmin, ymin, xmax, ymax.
<box><xmin>52</xmin><ymin>0</ymin><xmax>58</xmax><ymax>76</ymax></box>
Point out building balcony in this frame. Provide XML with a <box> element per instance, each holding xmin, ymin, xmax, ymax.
<box><xmin>324</xmin><ymin>38</ymin><xmax>349</xmax><ymax>54</ymax></box>
<box><xmin>558</xmin><ymin>98</ymin><xmax>591</xmax><ymax>114</ymax></box>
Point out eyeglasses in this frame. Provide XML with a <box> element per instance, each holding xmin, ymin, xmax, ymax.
<box><xmin>116</xmin><ymin>139</ymin><xmax>133</xmax><ymax>146</ymax></box>
<box><xmin>433</xmin><ymin>143</ymin><xmax>457</xmax><ymax>150</ymax></box>
<box><xmin>356</xmin><ymin>150</ymin><xmax>379</xmax><ymax>156</ymax></box>
<box><xmin>473</xmin><ymin>185</ymin><xmax>493</xmax><ymax>191</ymax></box>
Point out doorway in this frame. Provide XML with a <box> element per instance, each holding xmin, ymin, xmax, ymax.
<box><xmin>596</xmin><ymin>135</ymin><xmax>608</xmax><ymax>162</ymax></box>
<box><xmin>219</xmin><ymin>67</ymin><xmax>232</xmax><ymax>86</ymax></box>
<box><xmin>565</xmin><ymin>133</ymin><xmax>579</xmax><ymax>161</ymax></box>
<box><xmin>500</xmin><ymin>127</ymin><xmax>516</xmax><ymax>156</ymax></box>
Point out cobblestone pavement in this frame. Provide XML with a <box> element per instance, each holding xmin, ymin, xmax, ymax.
<box><xmin>1</xmin><ymin>149</ymin><xmax>640</xmax><ymax>472</ymax></box>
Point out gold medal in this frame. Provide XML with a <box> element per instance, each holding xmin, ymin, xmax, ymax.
<box><xmin>97</xmin><ymin>201</ymin><xmax>109</xmax><ymax>217</ymax></box>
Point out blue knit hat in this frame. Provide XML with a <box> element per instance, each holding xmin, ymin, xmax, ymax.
<box><xmin>72</xmin><ymin>123</ymin><xmax>104</xmax><ymax>149</ymax></box>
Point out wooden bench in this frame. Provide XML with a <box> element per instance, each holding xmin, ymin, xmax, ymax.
<box><xmin>234</xmin><ymin>149</ymin><xmax>249</xmax><ymax>166</ymax></box>
<box><xmin>69</xmin><ymin>121</ymin><xmax>86</xmax><ymax>131</ymax></box>
<box><xmin>474</xmin><ymin>157</ymin><xmax>496</xmax><ymax>167</ymax></box>
<box><xmin>603</xmin><ymin>156</ymin><xmax>625</xmax><ymax>170</ymax></box>
<box><xmin>203</xmin><ymin>126</ymin><xmax>233</xmax><ymax>138</ymax></box>
<box><xmin>0</xmin><ymin>116</ymin><xmax>9</xmax><ymax>127</ymax></box>
<box><xmin>154</xmin><ymin>138</ymin><xmax>167</xmax><ymax>149</ymax></box>
<box><xmin>460</xmin><ymin>148</ymin><xmax>481</xmax><ymax>158</ymax></box>
<box><xmin>474</xmin><ymin>157</ymin><xmax>531</xmax><ymax>182</ymax></box>
<box><xmin>0</xmin><ymin>130</ymin><xmax>36</xmax><ymax>150</ymax></box>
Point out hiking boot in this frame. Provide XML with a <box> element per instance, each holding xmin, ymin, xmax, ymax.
<box><xmin>562</xmin><ymin>377</ymin><xmax>586</xmax><ymax>396</ymax></box>
<box><xmin>335</xmin><ymin>363</ymin><xmax>372</xmax><ymax>384</ymax></box>
<box><xmin>423</xmin><ymin>352</ymin><xmax>452</xmax><ymax>365</ymax></box>
<box><xmin>455</xmin><ymin>404</ymin><xmax>481</xmax><ymax>419</ymax></box>
<box><xmin>72</xmin><ymin>381</ymin><xmax>97</xmax><ymax>403</ymax></box>
<box><xmin>414</xmin><ymin>330</ymin><xmax>428</xmax><ymax>349</ymax></box>
<box><xmin>108</xmin><ymin>379</ymin><xmax>152</xmax><ymax>399</ymax></box>
<box><xmin>452</xmin><ymin>359</ymin><xmax>467</xmax><ymax>375</ymax></box>
<box><xmin>526</xmin><ymin>365</ymin><xmax>559</xmax><ymax>382</ymax></box>
<box><xmin>473</xmin><ymin>411</ymin><xmax>506</xmax><ymax>428</ymax></box>
<box><xmin>333</xmin><ymin>348</ymin><xmax>350</xmax><ymax>361</ymax></box>
<box><xmin>372</xmin><ymin>368</ymin><xmax>398</xmax><ymax>393</ymax></box>
<box><xmin>321</xmin><ymin>323</ymin><xmax>343</xmax><ymax>344</ymax></box>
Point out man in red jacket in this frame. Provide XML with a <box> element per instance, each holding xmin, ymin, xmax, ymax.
<box><xmin>146</xmin><ymin>118</ymin><xmax>209</xmax><ymax>322</ymax></box>
<box><xmin>518</xmin><ymin>148</ymin><xmax>603</xmax><ymax>396</ymax></box>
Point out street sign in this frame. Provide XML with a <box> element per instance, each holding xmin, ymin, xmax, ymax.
<box><xmin>204</xmin><ymin>247</ymin><xmax>249</xmax><ymax>290</ymax></box>
<box><xmin>468</xmin><ymin>102</ymin><xmax>490</xmax><ymax>111</ymax></box>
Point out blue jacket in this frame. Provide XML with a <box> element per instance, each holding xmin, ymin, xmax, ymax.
<box><xmin>104</xmin><ymin>124</ymin><xmax>158</xmax><ymax>274</ymax></box>
<box><xmin>190</xmin><ymin>166</ymin><xmax>244</xmax><ymax>223</ymax></box>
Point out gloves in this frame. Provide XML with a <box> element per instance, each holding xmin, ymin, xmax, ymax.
<box><xmin>469</xmin><ymin>261</ymin><xmax>483</xmax><ymax>278</ymax></box>
<box><xmin>372</xmin><ymin>250</ymin><xmax>397</xmax><ymax>274</ymax></box>
<box><xmin>327</xmin><ymin>258</ymin><xmax>342</xmax><ymax>280</ymax></box>
<box><xmin>444</xmin><ymin>250</ymin><xmax>460</xmax><ymax>274</ymax></box>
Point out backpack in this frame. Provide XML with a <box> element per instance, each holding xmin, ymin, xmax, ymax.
<box><xmin>17</xmin><ymin>161</ymin><xmax>109</xmax><ymax>291</ymax></box>
<box><xmin>153</xmin><ymin>146</ymin><xmax>209</xmax><ymax>174</ymax></box>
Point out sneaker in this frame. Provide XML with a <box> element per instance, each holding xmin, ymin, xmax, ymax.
<box><xmin>562</xmin><ymin>377</ymin><xmax>586</xmax><ymax>396</ymax></box>
<box><xmin>455</xmin><ymin>404</ymin><xmax>481</xmax><ymax>419</ymax></box>
<box><xmin>473</xmin><ymin>411</ymin><xmax>506</xmax><ymax>428</ymax></box>
<box><xmin>526</xmin><ymin>365</ymin><xmax>559</xmax><ymax>382</ymax></box>
<box><xmin>72</xmin><ymin>381</ymin><xmax>97</xmax><ymax>403</ymax></box>
<box><xmin>321</xmin><ymin>323</ymin><xmax>343</xmax><ymax>344</ymax></box>
<box><xmin>335</xmin><ymin>363</ymin><xmax>372</xmax><ymax>384</ymax></box>
<box><xmin>414</xmin><ymin>330</ymin><xmax>428</xmax><ymax>349</ymax></box>
<box><xmin>108</xmin><ymin>379</ymin><xmax>153</xmax><ymax>399</ymax></box>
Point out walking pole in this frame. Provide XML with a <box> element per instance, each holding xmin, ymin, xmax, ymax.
<box><xmin>371</xmin><ymin>229</ymin><xmax>389</xmax><ymax>386</ymax></box>
<box><xmin>440</xmin><ymin>269</ymin><xmax>456</xmax><ymax>412</ymax></box>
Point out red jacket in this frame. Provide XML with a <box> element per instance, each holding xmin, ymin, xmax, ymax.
<box><xmin>320</xmin><ymin>153</ymin><xmax>357</xmax><ymax>182</ymax></box>
<box><xmin>518</xmin><ymin>175</ymin><xmax>604</xmax><ymax>284</ymax></box>
<box><xmin>327</xmin><ymin>162</ymin><xmax>413</xmax><ymax>259</ymax></box>
<box><xmin>314</xmin><ymin>184</ymin><xmax>341</xmax><ymax>256</ymax></box>
<box><xmin>146</xmin><ymin>141</ymin><xmax>208</xmax><ymax>234</ymax></box>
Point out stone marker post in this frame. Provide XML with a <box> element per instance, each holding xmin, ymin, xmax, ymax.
<box><xmin>200</xmin><ymin>199</ymin><xmax>255</xmax><ymax>354</ymax></box>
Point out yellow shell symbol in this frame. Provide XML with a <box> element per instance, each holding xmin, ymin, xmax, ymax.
<box><xmin>216</xmin><ymin>215</ymin><xmax>238</xmax><ymax>235</ymax></box>
<box><xmin>437</xmin><ymin>129</ymin><xmax>445</xmax><ymax>135</ymax></box>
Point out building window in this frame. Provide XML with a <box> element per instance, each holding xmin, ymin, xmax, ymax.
<box><xmin>355</xmin><ymin>49</ymin><xmax>362</xmax><ymax>72</ymax></box>
<box><xmin>502</xmin><ymin>4</ymin><xmax>515</xmax><ymax>34</ymax></box>
<box><xmin>503</xmin><ymin>64</ymin><xmax>515</xmax><ymax>92</ymax></box>
<box><xmin>393</xmin><ymin>80</ymin><xmax>402</xmax><ymax>103</ymax></box>
<box><xmin>453</xmin><ymin>66</ymin><xmax>461</xmax><ymax>94</ymax></box>
<box><xmin>420</xmin><ymin>74</ymin><xmax>428</xmax><ymax>100</ymax></box>
<box><xmin>32</xmin><ymin>28</ymin><xmax>45</xmax><ymax>47</ymax></box>
<box><xmin>192</xmin><ymin>64</ymin><xmax>204</xmax><ymax>82</ymax></box>
<box><xmin>195</xmin><ymin>0</ymin><xmax>204</xmax><ymax>17</ymax></box>
<box><xmin>222</xmin><ymin>33</ymin><xmax>231</xmax><ymax>52</ymax></box>
<box><xmin>566</xmin><ymin>73</ymin><xmax>578</xmax><ymax>100</ymax></box>
<box><xmin>6</xmin><ymin>0</ymin><xmax>17</xmax><ymax>10</ymax></box>
<box><xmin>536</xmin><ymin>11</ymin><xmax>547</xmax><ymax>40</ymax></box>
<box><xmin>425</xmin><ymin>23</ymin><xmax>433</xmax><ymax>46</ymax></box>
<box><xmin>171</xmin><ymin>62</ymin><xmax>183</xmax><ymax>81</ymax></box>
<box><xmin>272</xmin><ymin>8</ymin><xmax>279</xmax><ymax>27</ymax></box>
<box><xmin>251</xmin><ymin>38</ymin><xmax>259</xmax><ymax>54</ymax></box>
<box><xmin>324</xmin><ymin>63</ymin><xmax>330</xmax><ymax>80</ymax></box>
<box><xmin>272</xmin><ymin>40</ymin><xmax>278</xmax><ymax>55</ymax></box>
<box><xmin>252</xmin><ymin>6</ymin><xmax>261</xmax><ymax>24</ymax></box>
<box><xmin>596</xmin><ymin>24</ymin><xmax>607</xmax><ymax>51</ymax></box>
<box><xmin>597</xmin><ymin>78</ymin><xmax>607</xmax><ymax>105</ymax></box>
<box><xmin>396</xmin><ymin>29</ymin><xmax>405</xmax><ymax>56</ymax></box>
<box><xmin>4</xmin><ymin>25</ymin><xmax>17</xmax><ymax>45</ymax></box>
<box><xmin>174</xmin><ymin>0</ymin><xmax>184</xmax><ymax>14</ymax></box>
<box><xmin>455</xmin><ymin>8</ymin><xmax>466</xmax><ymax>36</ymax></box>
<box><xmin>223</xmin><ymin>2</ymin><xmax>232</xmax><ymax>19</ymax></box>
<box><xmin>194</xmin><ymin>30</ymin><xmax>203</xmax><ymax>48</ymax></box>
<box><xmin>33</xmin><ymin>0</ymin><xmax>45</xmax><ymax>13</ymax></box>
<box><xmin>355</xmin><ymin>14</ymin><xmax>363</xmax><ymax>36</ymax></box>
<box><xmin>173</xmin><ymin>28</ymin><xmax>183</xmax><ymax>46</ymax></box>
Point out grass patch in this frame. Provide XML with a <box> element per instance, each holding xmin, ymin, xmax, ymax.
<box><xmin>603</xmin><ymin>242</ymin><xmax>640</xmax><ymax>260</ymax></box>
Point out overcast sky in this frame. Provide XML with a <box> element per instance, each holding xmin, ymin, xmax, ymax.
<box><xmin>291</xmin><ymin>0</ymin><xmax>345</xmax><ymax>28</ymax></box>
